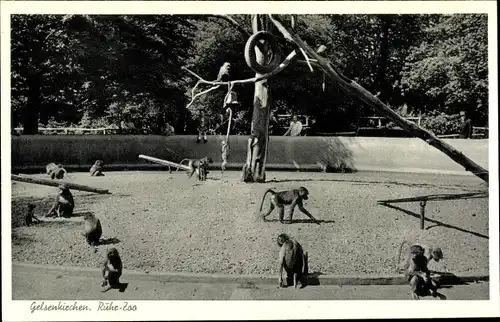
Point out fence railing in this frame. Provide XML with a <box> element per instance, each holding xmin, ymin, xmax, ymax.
<box><xmin>13</xmin><ymin>124</ymin><xmax>489</xmax><ymax>138</ymax></box>
<box><xmin>13</xmin><ymin>127</ymin><xmax>121</xmax><ymax>135</ymax></box>
<box><xmin>359</xmin><ymin>116</ymin><xmax>422</xmax><ymax>127</ymax></box>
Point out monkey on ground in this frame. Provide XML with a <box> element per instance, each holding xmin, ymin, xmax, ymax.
<box><xmin>46</xmin><ymin>162</ymin><xmax>67</xmax><ymax>179</ymax></box>
<box><xmin>46</xmin><ymin>184</ymin><xmax>75</xmax><ymax>217</ymax></box>
<box><xmin>259</xmin><ymin>187</ymin><xmax>320</xmax><ymax>225</ymax></box>
<box><xmin>277</xmin><ymin>233</ymin><xmax>308</xmax><ymax>288</ymax></box>
<box><xmin>397</xmin><ymin>241</ymin><xmax>444</xmax><ymax>272</ymax></box>
<box><xmin>101</xmin><ymin>247</ymin><xmax>123</xmax><ymax>292</ymax></box>
<box><xmin>82</xmin><ymin>213</ymin><xmax>102</xmax><ymax>247</ymax></box>
<box><xmin>90</xmin><ymin>160</ymin><xmax>105</xmax><ymax>176</ymax></box>
<box><xmin>179</xmin><ymin>157</ymin><xmax>213</xmax><ymax>181</ymax></box>
<box><xmin>399</xmin><ymin>243</ymin><xmax>443</xmax><ymax>300</ymax></box>
<box><xmin>25</xmin><ymin>203</ymin><xmax>41</xmax><ymax>226</ymax></box>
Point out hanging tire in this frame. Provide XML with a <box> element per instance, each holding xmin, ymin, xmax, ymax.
<box><xmin>244</xmin><ymin>31</ymin><xmax>282</xmax><ymax>74</ymax></box>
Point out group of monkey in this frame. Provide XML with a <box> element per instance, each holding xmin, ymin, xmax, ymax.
<box><xmin>260</xmin><ymin>186</ymin><xmax>446</xmax><ymax>299</ymax></box>
<box><xmin>24</xmin><ymin>159</ymin><xmax>445</xmax><ymax>298</ymax></box>
<box><xmin>26</xmin><ymin>160</ymin><xmax>121</xmax><ymax>292</ymax></box>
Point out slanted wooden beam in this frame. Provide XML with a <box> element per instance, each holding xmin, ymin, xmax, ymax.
<box><xmin>138</xmin><ymin>154</ymin><xmax>191</xmax><ymax>171</ymax></box>
<box><xmin>11</xmin><ymin>174</ymin><xmax>110</xmax><ymax>194</ymax></box>
<box><xmin>268</xmin><ymin>15</ymin><xmax>489</xmax><ymax>184</ymax></box>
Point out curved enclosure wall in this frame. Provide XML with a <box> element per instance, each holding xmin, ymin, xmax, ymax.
<box><xmin>11</xmin><ymin>135</ymin><xmax>488</xmax><ymax>175</ymax></box>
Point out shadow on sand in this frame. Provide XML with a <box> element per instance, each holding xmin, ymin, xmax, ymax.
<box><xmin>381</xmin><ymin>203</ymin><xmax>488</xmax><ymax>239</ymax></box>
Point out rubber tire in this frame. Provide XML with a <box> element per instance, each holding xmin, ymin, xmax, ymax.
<box><xmin>244</xmin><ymin>31</ymin><xmax>282</xmax><ymax>74</ymax></box>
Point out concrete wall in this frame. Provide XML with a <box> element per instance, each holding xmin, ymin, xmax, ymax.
<box><xmin>11</xmin><ymin>135</ymin><xmax>488</xmax><ymax>175</ymax></box>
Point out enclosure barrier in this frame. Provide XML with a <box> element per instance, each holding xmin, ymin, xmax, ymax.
<box><xmin>11</xmin><ymin>135</ymin><xmax>488</xmax><ymax>176</ymax></box>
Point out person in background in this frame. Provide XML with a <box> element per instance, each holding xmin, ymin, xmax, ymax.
<box><xmin>120</xmin><ymin>114</ymin><xmax>136</xmax><ymax>134</ymax></box>
<box><xmin>459</xmin><ymin>111</ymin><xmax>473</xmax><ymax>139</ymax></box>
<box><xmin>305</xmin><ymin>117</ymin><xmax>318</xmax><ymax>136</ymax></box>
<box><xmin>165</xmin><ymin>122</ymin><xmax>175</xmax><ymax>136</ymax></box>
<box><xmin>268</xmin><ymin>107</ymin><xmax>278</xmax><ymax>135</ymax></box>
<box><xmin>283</xmin><ymin>114</ymin><xmax>303</xmax><ymax>137</ymax></box>
<box><xmin>197</xmin><ymin>109</ymin><xmax>209</xmax><ymax>143</ymax></box>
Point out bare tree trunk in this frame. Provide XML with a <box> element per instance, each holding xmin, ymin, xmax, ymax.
<box><xmin>22</xmin><ymin>71</ymin><xmax>41</xmax><ymax>135</ymax></box>
<box><xmin>242</xmin><ymin>15</ymin><xmax>272</xmax><ymax>183</ymax></box>
<box><xmin>376</xmin><ymin>16</ymin><xmax>390</xmax><ymax>102</ymax></box>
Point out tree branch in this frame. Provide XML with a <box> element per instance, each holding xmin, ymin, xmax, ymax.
<box><xmin>206</xmin><ymin>14</ymin><xmax>252</xmax><ymax>38</ymax></box>
<box><xmin>183</xmin><ymin>44</ymin><xmax>328</xmax><ymax>109</ymax></box>
<box><xmin>268</xmin><ymin>14</ymin><xmax>488</xmax><ymax>183</ymax></box>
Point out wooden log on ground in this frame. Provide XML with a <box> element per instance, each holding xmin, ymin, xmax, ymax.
<box><xmin>268</xmin><ymin>15</ymin><xmax>489</xmax><ymax>184</ymax></box>
<box><xmin>138</xmin><ymin>154</ymin><xmax>191</xmax><ymax>171</ymax></box>
<box><xmin>11</xmin><ymin>174</ymin><xmax>110</xmax><ymax>194</ymax></box>
<box><xmin>377</xmin><ymin>191</ymin><xmax>488</xmax><ymax>204</ymax></box>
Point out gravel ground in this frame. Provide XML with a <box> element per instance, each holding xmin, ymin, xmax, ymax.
<box><xmin>11</xmin><ymin>170</ymin><xmax>489</xmax><ymax>276</ymax></box>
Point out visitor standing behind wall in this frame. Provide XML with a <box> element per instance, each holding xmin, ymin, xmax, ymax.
<box><xmin>283</xmin><ymin>115</ymin><xmax>303</xmax><ymax>137</ymax></box>
<box><xmin>459</xmin><ymin>111</ymin><xmax>473</xmax><ymax>139</ymax></box>
<box><xmin>165</xmin><ymin>123</ymin><xmax>175</xmax><ymax>136</ymax></box>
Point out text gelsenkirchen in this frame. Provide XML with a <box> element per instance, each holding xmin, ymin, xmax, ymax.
<box><xmin>30</xmin><ymin>301</ymin><xmax>91</xmax><ymax>314</ymax></box>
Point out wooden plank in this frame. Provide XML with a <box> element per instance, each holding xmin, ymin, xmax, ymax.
<box><xmin>11</xmin><ymin>174</ymin><xmax>110</xmax><ymax>194</ymax></box>
<box><xmin>138</xmin><ymin>154</ymin><xmax>191</xmax><ymax>171</ymax></box>
<box><xmin>377</xmin><ymin>191</ymin><xmax>488</xmax><ymax>204</ymax></box>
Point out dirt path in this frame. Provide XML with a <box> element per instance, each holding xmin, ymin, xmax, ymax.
<box><xmin>10</xmin><ymin>171</ymin><xmax>488</xmax><ymax>276</ymax></box>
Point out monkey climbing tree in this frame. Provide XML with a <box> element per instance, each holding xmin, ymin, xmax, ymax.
<box><xmin>183</xmin><ymin>14</ymin><xmax>488</xmax><ymax>184</ymax></box>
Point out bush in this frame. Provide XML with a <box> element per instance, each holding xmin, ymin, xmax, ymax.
<box><xmin>420</xmin><ymin>111</ymin><xmax>462</xmax><ymax>135</ymax></box>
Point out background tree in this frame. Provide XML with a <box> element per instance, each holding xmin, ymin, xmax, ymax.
<box><xmin>400</xmin><ymin>14</ymin><xmax>488</xmax><ymax>125</ymax></box>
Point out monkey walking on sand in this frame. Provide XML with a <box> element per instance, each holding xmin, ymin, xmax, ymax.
<box><xmin>101</xmin><ymin>248</ymin><xmax>123</xmax><ymax>292</ymax></box>
<box><xmin>277</xmin><ymin>233</ymin><xmax>308</xmax><ymax>288</ymax></box>
<box><xmin>178</xmin><ymin>157</ymin><xmax>213</xmax><ymax>181</ymax></box>
<box><xmin>25</xmin><ymin>203</ymin><xmax>41</xmax><ymax>226</ymax></box>
<box><xmin>259</xmin><ymin>187</ymin><xmax>320</xmax><ymax>224</ymax></box>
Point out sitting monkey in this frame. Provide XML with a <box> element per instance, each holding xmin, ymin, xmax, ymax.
<box><xmin>46</xmin><ymin>184</ymin><xmax>75</xmax><ymax>217</ymax></box>
<box><xmin>277</xmin><ymin>233</ymin><xmax>308</xmax><ymax>288</ymax></box>
<box><xmin>101</xmin><ymin>248</ymin><xmax>123</xmax><ymax>292</ymax></box>
<box><xmin>90</xmin><ymin>160</ymin><xmax>105</xmax><ymax>176</ymax></box>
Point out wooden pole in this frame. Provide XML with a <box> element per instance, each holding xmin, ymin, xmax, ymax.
<box><xmin>11</xmin><ymin>174</ymin><xmax>110</xmax><ymax>194</ymax></box>
<box><xmin>419</xmin><ymin>200</ymin><xmax>426</xmax><ymax>230</ymax></box>
<box><xmin>268</xmin><ymin>15</ymin><xmax>489</xmax><ymax>184</ymax></box>
<box><xmin>138</xmin><ymin>154</ymin><xmax>191</xmax><ymax>171</ymax></box>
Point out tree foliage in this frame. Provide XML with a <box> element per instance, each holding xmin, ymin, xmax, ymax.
<box><xmin>400</xmin><ymin>14</ymin><xmax>488</xmax><ymax>124</ymax></box>
<box><xmin>11</xmin><ymin>14</ymin><xmax>489</xmax><ymax>134</ymax></box>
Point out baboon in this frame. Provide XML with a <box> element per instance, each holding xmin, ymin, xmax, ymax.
<box><xmin>397</xmin><ymin>241</ymin><xmax>444</xmax><ymax>271</ymax></box>
<box><xmin>400</xmin><ymin>243</ymin><xmax>441</xmax><ymax>300</ymax></box>
<box><xmin>25</xmin><ymin>203</ymin><xmax>41</xmax><ymax>226</ymax></box>
<box><xmin>259</xmin><ymin>187</ymin><xmax>319</xmax><ymax>224</ymax></box>
<box><xmin>101</xmin><ymin>248</ymin><xmax>123</xmax><ymax>292</ymax></box>
<box><xmin>179</xmin><ymin>157</ymin><xmax>213</xmax><ymax>181</ymax></box>
<box><xmin>46</xmin><ymin>163</ymin><xmax>67</xmax><ymax>179</ymax></box>
<box><xmin>83</xmin><ymin>213</ymin><xmax>102</xmax><ymax>246</ymax></box>
<box><xmin>47</xmin><ymin>184</ymin><xmax>75</xmax><ymax>217</ymax></box>
<box><xmin>90</xmin><ymin>160</ymin><xmax>105</xmax><ymax>176</ymax></box>
<box><xmin>277</xmin><ymin>233</ymin><xmax>308</xmax><ymax>288</ymax></box>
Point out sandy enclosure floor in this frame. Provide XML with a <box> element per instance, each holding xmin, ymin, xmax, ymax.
<box><xmin>11</xmin><ymin>170</ymin><xmax>489</xmax><ymax>276</ymax></box>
